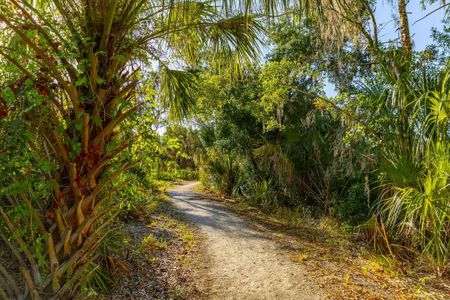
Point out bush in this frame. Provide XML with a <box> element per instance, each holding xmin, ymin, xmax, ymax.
<box><xmin>335</xmin><ymin>182</ymin><xmax>370</xmax><ymax>225</ymax></box>
<box><xmin>248</xmin><ymin>179</ymin><xmax>277</xmax><ymax>213</ymax></box>
<box><xmin>157</xmin><ymin>168</ymin><xmax>198</xmax><ymax>181</ymax></box>
<box><xmin>157</xmin><ymin>171</ymin><xmax>177</xmax><ymax>181</ymax></box>
<box><xmin>175</xmin><ymin>169</ymin><xmax>198</xmax><ymax>180</ymax></box>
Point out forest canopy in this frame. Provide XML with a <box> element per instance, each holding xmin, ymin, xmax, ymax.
<box><xmin>0</xmin><ymin>0</ymin><xmax>449</xmax><ymax>298</ymax></box>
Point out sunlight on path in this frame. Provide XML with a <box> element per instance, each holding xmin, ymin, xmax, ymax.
<box><xmin>168</xmin><ymin>182</ymin><xmax>323</xmax><ymax>300</ymax></box>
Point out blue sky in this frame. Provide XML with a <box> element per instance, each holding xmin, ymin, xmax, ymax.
<box><xmin>375</xmin><ymin>0</ymin><xmax>446</xmax><ymax>50</ymax></box>
<box><xmin>325</xmin><ymin>1</ymin><xmax>447</xmax><ymax>96</ymax></box>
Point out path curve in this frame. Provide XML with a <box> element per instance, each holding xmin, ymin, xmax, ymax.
<box><xmin>168</xmin><ymin>182</ymin><xmax>323</xmax><ymax>300</ymax></box>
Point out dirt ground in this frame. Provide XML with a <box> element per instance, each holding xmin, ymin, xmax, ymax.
<box><xmin>112</xmin><ymin>181</ymin><xmax>449</xmax><ymax>299</ymax></box>
<box><xmin>168</xmin><ymin>182</ymin><xmax>323</xmax><ymax>300</ymax></box>
<box><xmin>168</xmin><ymin>182</ymin><xmax>450</xmax><ymax>300</ymax></box>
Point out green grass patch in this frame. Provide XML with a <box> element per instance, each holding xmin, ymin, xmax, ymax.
<box><xmin>142</xmin><ymin>233</ymin><xmax>169</xmax><ymax>249</ymax></box>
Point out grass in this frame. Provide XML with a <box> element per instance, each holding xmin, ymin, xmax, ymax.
<box><xmin>153</xmin><ymin>179</ymin><xmax>174</xmax><ymax>191</ymax></box>
<box><xmin>148</xmin><ymin>190</ymin><xmax>207</xmax><ymax>262</ymax></box>
<box><xmin>142</xmin><ymin>233</ymin><xmax>169</xmax><ymax>250</ymax></box>
<box><xmin>176</xmin><ymin>225</ymin><xmax>196</xmax><ymax>246</ymax></box>
<box><xmin>111</xmin><ymin>184</ymin><xmax>207</xmax><ymax>299</ymax></box>
<box><xmin>145</xmin><ymin>193</ymin><xmax>200</xmax><ymax>248</ymax></box>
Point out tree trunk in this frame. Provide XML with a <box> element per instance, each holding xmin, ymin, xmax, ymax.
<box><xmin>0</xmin><ymin>1</ymin><xmax>140</xmax><ymax>297</ymax></box>
<box><xmin>398</xmin><ymin>0</ymin><xmax>412</xmax><ymax>61</ymax></box>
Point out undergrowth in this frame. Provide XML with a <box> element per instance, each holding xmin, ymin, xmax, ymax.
<box><xmin>198</xmin><ymin>183</ymin><xmax>450</xmax><ymax>299</ymax></box>
<box><xmin>108</xmin><ymin>185</ymin><xmax>207</xmax><ymax>299</ymax></box>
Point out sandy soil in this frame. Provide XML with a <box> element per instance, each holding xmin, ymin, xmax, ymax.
<box><xmin>168</xmin><ymin>182</ymin><xmax>323</xmax><ymax>300</ymax></box>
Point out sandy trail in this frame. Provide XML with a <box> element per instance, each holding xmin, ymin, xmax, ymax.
<box><xmin>168</xmin><ymin>182</ymin><xmax>323</xmax><ymax>300</ymax></box>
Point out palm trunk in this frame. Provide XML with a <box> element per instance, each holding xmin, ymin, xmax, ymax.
<box><xmin>396</xmin><ymin>0</ymin><xmax>413</xmax><ymax>152</ymax></box>
<box><xmin>398</xmin><ymin>0</ymin><xmax>412</xmax><ymax>61</ymax></box>
<box><xmin>0</xmin><ymin>1</ymin><xmax>140</xmax><ymax>297</ymax></box>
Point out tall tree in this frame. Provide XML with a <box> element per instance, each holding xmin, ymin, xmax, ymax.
<box><xmin>398</xmin><ymin>0</ymin><xmax>412</xmax><ymax>60</ymax></box>
<box><xmin>0</xmin><ymin>0</ymin><xmax>274</xmax><ymax>298</ymax></box>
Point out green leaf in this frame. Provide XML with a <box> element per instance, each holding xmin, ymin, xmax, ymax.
<box><xmin>92</xmin><ymin>115</ymin><xmax>102</xmax><ymax>126</ymax></box>
<box><xmin>39</xmin><ymin>160</ymin><xmax>53</xmax><ymax>173</ymax></box>
<box><xmin>2</xmin><ymin>87</ymin><xmax>16</xmax><ymax>104</ymax></box>
<box><xmin>96</xmin><ymin>77</ymin><xmax>106</xmax><ymax>85</ymax></box>
<box><xmin>75</xmin><ymin>77</ymin><xmax>88</xmax><ymax>87</ymax></box>
<box><xmin>74</xmin><ymin>120</ymin><xmax>83</xmax><ymax>131</ymax></box>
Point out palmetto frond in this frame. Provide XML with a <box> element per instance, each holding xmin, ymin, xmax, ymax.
<box><xmin>0</xmin><ymin>0</ymin><xmax>302</xmax><ymax>298</ymax></box>
<box><xmin>421</xmin><ymin>68</ymin><xmax>450</xmax><ymax>136</ymax></box>
<box><xmin>379</xmin><ymin>142</ymin><xmax>450</xmax><ymax>268</ymax></box>
<box><xmin>254</xmin><ymin>143</ymin><xmax>295</xmax><ymax>185</ymax></box>
<box><xmin>377</xmin><ymin>65</ymin><xmax>450</xmax><ymax>273</ymax></box>
<box><xmin>160</xmin><ymin>67</ymin><xmax>196</xmax><ymax>119</ymax></box>
<box><xmin>147</xmin><ymin>4</ymin><xmax>265</xmax><ymax>117</ymax></box>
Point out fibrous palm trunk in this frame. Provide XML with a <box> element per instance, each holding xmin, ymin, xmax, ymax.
<box><xmin>0</xmin><ymin>1</ymin><xmax>141</xmax><ymax>298</ymax></box>
<box><xmin>398</xmin><ymin>0</ymin><xmax>412</xmax><ymax>61</ymax></box>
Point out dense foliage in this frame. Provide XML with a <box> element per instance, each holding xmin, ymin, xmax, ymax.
<box><xmin>0</xmin><ymin>0</ymin><xmax>266</xmax><ymax>298</ymax></box>
<box><xmin>0</xmin><ymin>0</ymin><xmax>448</xmax><ymax>298</ymax></box>
<box><xmin>193</xmin><ymin>6</ymin><xmax>450</xmax><ymax>277</ymax></box>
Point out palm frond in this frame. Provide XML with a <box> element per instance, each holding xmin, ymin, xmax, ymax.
<box><xmin>159</xmin><ymin>67</ymin><xmax>196</xmax><ymax>120</ymax></box>
<box><xmin>422</xmin><ymin>68</ymin><xmax>450</xmax><ymax>134</ymax></box>
<box><xmin>254</xmin><ymin>143</ymin><xmax>295</xmax><ymax>184</ymax></box>
<box><xmin>151</xmin><ymin>2</ymin><xmax>265</xmax><ymax>73</ymax></box>
<box><xmin>206</xmin><ymin>14</ymin><xmax>263</xmax><ymax>74</ymax></box>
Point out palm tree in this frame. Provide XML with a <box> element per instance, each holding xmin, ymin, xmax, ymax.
<box><xmin>397</xmin><ymin>0</ymin><xmax>412</xmax><ymax>61</ymax></box>
<box><xmin>0</xmin><ymin>0</ymin><xmax>285</xmax><ymax>298</ymax></box>
<box><xmin>376</xmin><ymin>65</ymin><xmax>450</xmax><ymax>275</ymax></box>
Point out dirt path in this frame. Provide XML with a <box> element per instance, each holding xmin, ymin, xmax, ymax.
<box><xmin>168</xmin><ymin>182</ymin><xmax>323</xmax><ymax>300</ymax></box>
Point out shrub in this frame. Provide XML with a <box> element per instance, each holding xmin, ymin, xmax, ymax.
<box><xmin>175</xmin><ymin>169</ymin><xmax>198</xmax><ymax>180</ymax></box>
<box><xmin>335</xmin><ymin>182</ymin><xmax>371</xmax><ymax>225</ymax></box>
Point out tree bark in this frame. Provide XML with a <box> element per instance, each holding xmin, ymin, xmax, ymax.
<box><xmin>398</xmin><ymin>0</ymin><xmax>412</xmax><ymax>60</ymax></box>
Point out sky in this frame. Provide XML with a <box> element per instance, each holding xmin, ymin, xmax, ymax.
<box><xmin>375</xmin><ymin>0</ymin><xmax>446</xmax><ymax>50</ymax></box>
<box><xmin>324</xmin><ymin>0</ymin><xmax>448</xmax><ymax>97</ymax></box>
